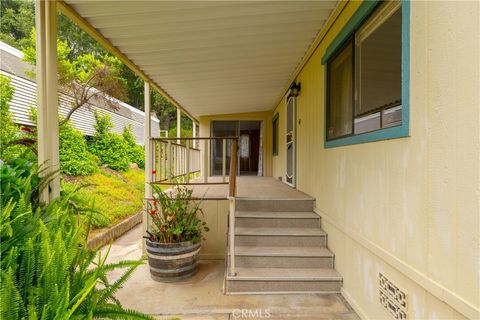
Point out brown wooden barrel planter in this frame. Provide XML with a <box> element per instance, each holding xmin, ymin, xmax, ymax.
<box><xmin>145</xmin><ymin>239</ymin><xmax>201</xmax><ymax>282</ymax></box>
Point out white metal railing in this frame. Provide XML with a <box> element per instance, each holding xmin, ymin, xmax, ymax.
<box><xmin>150</xmin><ymin>136</ymin><xmax>238</xmax><ymax>277</ymax></box>
<box><xmin>150</xmin><ymin>137</ymin><xmax>237</xmax><ymax>189</ymax></box>
<box><xmin>151</xmin><ymin>138</ymin><xmax>201</xmax><ymax>184</ymax></box>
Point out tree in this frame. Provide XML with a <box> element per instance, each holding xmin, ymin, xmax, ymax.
<box><xmin>0</xmin><ymin>0</ymin><xmax>34</xmax><ymax>48</ymax></box>
<box><xmin>152</xmin><ymin>91</ymin><xmax>177</xmax><ymax>131</ymax></box>
<box><xmin>23</xmin><ymin>30</ymin><xmax>128</xmax><ymax>125</ymax></box>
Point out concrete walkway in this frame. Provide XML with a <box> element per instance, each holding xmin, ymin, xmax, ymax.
<box><xmin>104</xmin><ymin>225</ymin><xmax>359</xmax><ymax>320</ymax></box>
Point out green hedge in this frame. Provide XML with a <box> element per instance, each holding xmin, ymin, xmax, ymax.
<box><xmin>59</xmin><ymin>123</ymin><xmax>99</xmax><ymax>176</ymax></box>
<box><xmin>123</xmin><ymin>125</ymin><xmax>145</xmax><ymax>168</ymax></box>
<box><xmin>88</xmin><ymin>112</ymin><xmax>132</xmax><ymax>172</ymax></box>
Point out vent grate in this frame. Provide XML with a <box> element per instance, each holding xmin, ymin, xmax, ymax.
<box><xmin>379</xmin><ymin>273</ymin><xmax>408</xmax><ymax>319</ymax></box>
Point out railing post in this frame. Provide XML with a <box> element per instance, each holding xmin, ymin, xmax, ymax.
<box><xmin>222</xmin><ymin>138</ymin><xmax>227</xmax><ymax>183</ymax></box>
<box><xmin>186</xmin><ymin>142</ymin><xmax>190</xmax><ymax>183</ymax></box>
<box><xmin>156</xmin><ymin>140</ymin><xmax>161</xmax><ymax>181</ymax></box>
<box><xmin>177</xmin><ymin>108</ymin><xmax>181</xmax><ymax>145</ymax></box>
<box><xmin>167</xmin><ymin>140</ymin><xmax>172</xmax><ymax>183</ymax></box>
<box><xmin>229</xmin><ymin>138</ymin><xmax>238</xmax><ymax>197</ymax></box>
<box><xmin>228</xmin><ymin>196</ymin><xmax>236</xmax><ymax>276</ymax></box>
<box><xmin>192</xmin><ymin>122</ymin><xmax>197</xmax><ymax>148</ymax></box>
<box><xmin>203</xmin><ymin>139</ymin><xmax>208</xmax><ymax>183</ymax></box>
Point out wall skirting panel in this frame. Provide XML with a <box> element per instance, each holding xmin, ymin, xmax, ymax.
<box><xmin>314</xmin><ymin>208</ymin><xmax>479</xmax><ymax>319</ymax></box>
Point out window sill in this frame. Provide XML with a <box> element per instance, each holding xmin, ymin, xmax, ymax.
<box><xmin>324</xmin><ymin>125</ymin><xmax>409</xmax><ymax>148</ymax></box>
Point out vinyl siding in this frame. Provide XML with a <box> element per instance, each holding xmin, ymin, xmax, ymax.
<box><xmin>1</xmin><ymin>63</ymin><xmax>159</xmax><ymax>145</ymax></box>
<box><xmin>271</xmin><ymin>1</ymin><xmax>479</xmax><ymax>319</ymax></box>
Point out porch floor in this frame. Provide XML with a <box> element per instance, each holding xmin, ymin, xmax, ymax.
<box><xmin>105</xmin><ymin>226</ymin><xmax>359</xmax><ymax>320</ymax></box>
<box><xmin>190</xmin><ymin>176</ymin><xmax>313</xmax><ymax>200</ymax></box>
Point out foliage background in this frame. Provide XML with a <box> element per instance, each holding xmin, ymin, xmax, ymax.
<box><xmin>1</xmin><ymin>0</ymin><xmax>193</xmax><ymax>136</ymax></box>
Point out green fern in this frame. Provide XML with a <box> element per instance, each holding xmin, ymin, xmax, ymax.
<box><xmin>0</xmin><ymin>158</ymin><xmax>154</xmax><ymax>320</ymax></box>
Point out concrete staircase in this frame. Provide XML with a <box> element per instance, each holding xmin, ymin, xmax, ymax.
<box><xmin>225</xmin><ymin>198</ymin><xmax>342</xmax><ymax>294</ymax></box>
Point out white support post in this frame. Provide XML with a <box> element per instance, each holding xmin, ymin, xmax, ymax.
<box><xmin>157</xmin><ymin>142</ymin><xmax>161</xmax><ymax>181</ymax></box>
<box><xmin>186</xmin><ymin>143</ymin><xmax>190</xmax><ymax>183</ymax></box>
<box><xmin>228</xmin><ymin>196</ymin><xmax>237</xmax><ymax>276</ymax></box>
<box><xmin>168</xmin><ymin>141</ymin><xmax>172</xmax><ymax>183</ymax></box>
<box><xmin>203</xmin><ymin>139</ymin><xmax>208</xmax><ymax>183</ymax></box>
<box><xmin>177</xmin><ymin>108</ymin><xmax>181</xmax><ymax>144</ymax></box>
<box><xmin>222</xmin><ymin>138</ymin><xmax>227</xmax><ymax>183</ymax></box>
<box><xmin>192</xmin><ymin>121</ymin><xmax>196</xmax><ymax>149</ymax></box>
<box><xmin>143</xmin><ymin>82</ymin><xmax>152</xmax><ymax>253</ymax></box>
<box><xmin>35</xmin><ymin>0</ymin><xmax>60</xmax><ymax>202</ymax></box>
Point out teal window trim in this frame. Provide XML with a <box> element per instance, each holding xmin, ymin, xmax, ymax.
<box><xmin>323</xmin><ymin>0</ymin><xmax>410</xmax><ymax>149</ymax></box>
<box><xmin>272</xmin><ymin>112</ymin><xmax>279</xmax><ymax>156</ymax></box>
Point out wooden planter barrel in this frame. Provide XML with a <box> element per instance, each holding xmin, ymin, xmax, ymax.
<box><xmin>145</xmin><ymin>239</ymin><xmax>201</xmax><ymax>282</ymax></box>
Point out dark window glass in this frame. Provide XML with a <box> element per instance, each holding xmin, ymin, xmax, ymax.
<box><xmin>327</xmin><ymin>40</ymin><xmax>353</xmax><ymax>140</ymax></box>
<box><xmin>272</xmin><ymin>113</ymin><xmax>279</xmax><ymax>155</ymax></box>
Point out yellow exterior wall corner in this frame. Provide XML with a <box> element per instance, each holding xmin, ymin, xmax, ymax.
<box><xmin>270</xmin><ymin>0</ymin><xmax>480</xmax><ymax>319</ymax></box>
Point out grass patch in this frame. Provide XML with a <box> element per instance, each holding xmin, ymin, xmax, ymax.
<box><xmin>62</xmin><ymin>167</ymin><xmax>145</xmax><ymax>230</ymax></box>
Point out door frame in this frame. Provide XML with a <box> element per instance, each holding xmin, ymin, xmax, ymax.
<box><xmin>210</xmin><ymin>120</ymin><xmax>264</xmax><ymax>177</ymax></box>
<box><xmin>285</xmin><ymin>96</ymin><xmax>296</xmax><ymax>187</ymax></box>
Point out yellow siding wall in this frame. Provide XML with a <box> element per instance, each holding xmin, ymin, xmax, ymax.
<box><xmin>199</xmin><ymin>111</ymin><xmax>273</xmax><ymax>177</ymax></box>
<box><xmin>272</xmin><ymin>1</ymin><xmax>479</xmax><ymax>319</ymax></box>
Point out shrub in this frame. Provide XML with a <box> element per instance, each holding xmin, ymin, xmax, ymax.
<box><xmin>0</xmin><ymin>75</ymin><xmax>34</xmax><ymax>161</ymax></box>
<box><xmin>123</xmin><ymin>125</ymin><xmax>145</xmax><ymax>168</ymax></box>
<box><xmin>167</xmin><ymin>127</ymin><xmax>192</xmax><ymax>142</ymax></box>
<box><xmin>89</xmin><ymin>112</ymin><xmax>130</xmax><ymax>171</ymax></box>
<box><xmin>59</xmin><ymin>122</ymin><xmax>98</xmax><ymax>176</ymax></box>
<box><xmin>0</xmin><ymin>158</ymin><xmax>153</xmax><ymax>320</ymax></box>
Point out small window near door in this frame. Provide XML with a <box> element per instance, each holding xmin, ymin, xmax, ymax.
<box><xmin>326</xmin><ymin>1</ymin><xmax>402</xmax><ymax>142</ymax></box>
<box><xmin>272</xmin><ymin>113</ymin><xmax>279</xmax><ymax>156</ymax></box>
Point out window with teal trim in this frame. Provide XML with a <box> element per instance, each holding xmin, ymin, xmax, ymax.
<box><xmin>272</xmin><ymin>113</ymin><xmax>279</xmax><ymax>156</ymax></box>
<box><xmin>324</xmin><ymin>1</ymin><xmax>408</xmax><ymax>147</ymax></box>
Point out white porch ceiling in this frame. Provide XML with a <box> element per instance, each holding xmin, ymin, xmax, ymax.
<box><xmin>64</xmin><ymin>1</ymin><xmax>338</xmax><ymax>117</ymax></box>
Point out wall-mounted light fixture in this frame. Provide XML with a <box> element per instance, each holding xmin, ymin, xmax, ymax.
<box><xmin>289</xmin><ymin>82</ymin><xmax>301</xmax><ymax>97</ymax></box>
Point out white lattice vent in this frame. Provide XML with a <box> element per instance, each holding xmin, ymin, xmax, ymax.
<box><xmin>379</xmin><ymin>273</ymin><xmax>408</xmax><ymax>319</ymax></box>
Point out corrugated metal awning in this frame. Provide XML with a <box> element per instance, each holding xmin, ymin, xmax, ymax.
<box><xmin>63</xmin><ymin>1</ymin><xmax>338</xmax><ymax>117</ymax></box>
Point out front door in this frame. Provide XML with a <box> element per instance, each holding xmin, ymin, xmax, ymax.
<box><xmin>285</xmin><ymin>97</ymin><xmax>296</xmax><ymax>187</ymax></box>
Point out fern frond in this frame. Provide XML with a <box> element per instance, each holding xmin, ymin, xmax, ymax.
<box><xmin>97</xmin><ymin>263</ymin><xmax>139</xmax><ymax>305</ymax></box>
<box><xmin>92</xmin><ymin>304</ymin><xmax>155</xmax><ymax>320</ymax></box>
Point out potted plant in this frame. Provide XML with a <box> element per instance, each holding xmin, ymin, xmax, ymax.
<box><xmin>145</xmin><ymin>186</ymin><xmax>209</xmax><ymax>282</ymax></box>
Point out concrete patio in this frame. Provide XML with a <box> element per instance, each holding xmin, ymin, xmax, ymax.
<box><xmin>103</xmin><ymin>225</ymin><xmax>359</xmax><ymax>320</ymax></box>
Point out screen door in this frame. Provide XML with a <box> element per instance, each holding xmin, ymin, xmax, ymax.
<box><xmin>285</xmin><ymin>97</ymin><xmax>296</xmax><ymax>187</ymax></box>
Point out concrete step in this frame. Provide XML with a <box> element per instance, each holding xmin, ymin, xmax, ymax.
<box><xmin>235</xmin><ymin>198</ymin><xmax>314</xmax><ymax>212</ymax></box>
<box><xmin>236</xmin><ymin>211</ymin><xmax>320</xmax><ymax>228</ymax></box>
<box><xmin>235</xmin><ymin>227</ymin><xmax>327</xmax><ymax>246</ymax></box>
<box><xmin>233</xmin><ymin>246</ymin><xmax>334</xmax><ymax>268</ymax></box>
<box><xmin>226</xmin><ymin>267</ymin><xmax>342</xmax><ymax>294</ymax></box>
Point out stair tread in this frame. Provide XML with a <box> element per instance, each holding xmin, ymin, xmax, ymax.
<box><xmin>236</xmin><ymin>227</ymin><xmax>326</xmax><ymax>236</ymax></box>
<box><xmin>228</xmin><ymin>267</ymin><xmax>342</xmax><ymax>281</ymax></box>
<box><xmin>234</xmin><ymin>246</ymin><xmax>333</xmax><ymax>257</ymax></box>
<box><xmin>236</xmin><ymin>211</ymin><xmax>319</xmax><ymax>219</ymax></box>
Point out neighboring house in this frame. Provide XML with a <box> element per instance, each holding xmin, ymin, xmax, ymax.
<box><xmin>36</xmin><ymin>1</ymin><xmax>479</xmax><ymax>319</ymax></box>
<box><xmin>0</xmin><ymin>41</ymin><xmax>159</xmax><ymax>144</ymax></box>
